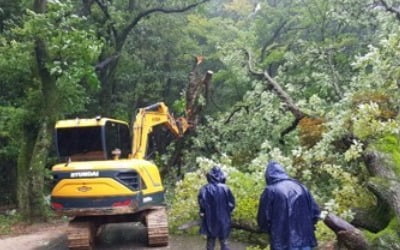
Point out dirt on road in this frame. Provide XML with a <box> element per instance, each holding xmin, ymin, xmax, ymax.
<box><xmin>0</xmin><ymin>221</ymin><xmax>67</xmax><ymax>250</ymax></box>
<box><xmin>0</xmin><ymin>222</ymin><xmax>249</xmax><ymax>250</ymax></box>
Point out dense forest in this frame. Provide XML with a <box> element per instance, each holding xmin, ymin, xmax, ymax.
<box><xmin>1</xmin><ymin>0</ymin><xmax>400</xmax><ymax>249</ymax></box>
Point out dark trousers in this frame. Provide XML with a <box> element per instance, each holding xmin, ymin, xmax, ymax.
<box><xmin>206</xmin><ymin>236</ymin><xmax>230</xmax><ymax>250</ymax></box>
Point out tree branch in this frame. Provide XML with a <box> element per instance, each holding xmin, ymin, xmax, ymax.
<box><xmin>94</xmin><ymin>0</ymin><xmax>111</xmax><ymax>19</ymax></box>
<box><xmin>224</xmin><ymin>105</ymin><xmax>249</xmax><ymax>124</ymax></box>
<box><xmin>118</xmin><ymin>0</ymin><xmax>210</xmax><ymax>50</ymax></box>
<box><xmin>95</xmin><ymin>54</ymin><xmax>119</xmax><ymax>71</ymax></box>
<box><xmin>243</xmin><ymin>48</ymin><xmax>307</xmax><ymax>120</ymax></box>
<box><xmin>262</xmin><ymin>70</ymin><xmax>306</xmax><ymax>120</ymax></box>
<box><xmin>378</xmin><ymin>0</ymin><xmax>400</xmax><ymax>21</ymax></box>
<box><xmin>279</xmin><ymin>118</ymin><xmax>301</xmax><ymax>144</ymax></box>
<box><xmin>94</xmin><ymin>0</ymin><xmax>118</xmax><ymax>42</ymax></box>
<box><xmin>260</xmin><ymin>19</ymin><xmax>290</xmax><ymax>62</ymax></box>
<box><xmin>327</xmin><ymin>50</ymin><xmax>343</xmax><ymax>99</ymax></box>
<box><xmin>80</xmin><ymin>0</ymin><xmax>95</xmax><ymax>16</ymax></box>
<box><xmin>203</xmin><ymin>70</ymin><xmax>213</xmax><ymax>106</ymax></box>
<box><xmin>362</xmin><ymin>151</ymin><xmax>397</xmax><ymax>178</ymax></box>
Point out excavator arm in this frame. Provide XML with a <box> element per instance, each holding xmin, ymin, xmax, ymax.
<box><xmin>131</xmin><ymin>102</ymin><xmax>189</xmax><ymax>159</ymax></box>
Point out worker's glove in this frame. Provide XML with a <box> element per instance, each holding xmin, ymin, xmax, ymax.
<box><xmin>320</xmin><ymin>210</ymin><xmax>329</xmax><ymax>220</ymax></box>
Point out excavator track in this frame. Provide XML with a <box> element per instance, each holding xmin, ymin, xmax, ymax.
<box><xmin>67</xmin><ymin>221</ymin><xmax>96</xmax><ymax>250</ymax></box>
<box><xmin>146</xmin><ymin>207</ymin><xmax>169</xmax><ymax>246</ymax></box>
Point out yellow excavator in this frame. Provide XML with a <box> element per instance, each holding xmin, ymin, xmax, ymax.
<box><xmin>50</xmin><ymin>102</ymin><xmax>189</xmax><ymax>249</ymax></box>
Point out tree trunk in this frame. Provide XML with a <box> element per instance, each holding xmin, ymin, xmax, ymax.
<box><xmin>97</xmin><ymin>55</ymin><xmax>120</xmax><ymax>116</ymax></box>
<box><xmin>16</xmin><ymin>83</ymin><xmax>58</xmax><ymax>221</ymax></box>
<box><xmin>164</xmin><ymin>58</ymin><xmax>212</xmax><ymax>178</ymax></box>
<box><xmin>16</xmin><ymin>127</ymin><xmax>36</xmax><ymax>218</ymax></box>
<box><xmin>351</xmin><ymin>202</ymin><xmax>392</xmax><ymax>233</ymax></box>
<box><xmin>363</xmin><ymin>150</ymin><xmax>400</xmax><ymax>219</ymax></box>
<box><xmin>28</xmin><ymin>118</ymin><xmax>54</xmax><ymax>220</ymax></box>
<box><xmin>185</xmin><ymin>56</ymin><xmax>213</xmax><ymax>126</ymax></box>
<box><xmin>166</xmin><ymin>134</ymin><xmax>191</xmax><ymax>178</ymax></box>
<box><xmin>15</xmin><ymin>0</ymin><xmax>59</xmax><ymax>220</ymax></box>
<box><xmin>323</xmin><ymin>213</ymin><xmax>370</xmax><ymax>250</ymax></box>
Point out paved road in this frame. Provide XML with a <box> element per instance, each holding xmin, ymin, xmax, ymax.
<box><xmin>32</xmin><ymin>222</ymin><xmax>249</xmax><ymax>250</ymax></box>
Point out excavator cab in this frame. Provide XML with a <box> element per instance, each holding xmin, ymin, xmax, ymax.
<box><xmin>55</xmin><ymin>118</ymin><xmax>131</xmax><ymax>161</ymax></box>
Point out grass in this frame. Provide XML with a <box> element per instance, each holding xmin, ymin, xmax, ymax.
<box><xmin>0</xmin><ymin>213</ymin><xmax>23</xmax><ymax>235</ymax></box>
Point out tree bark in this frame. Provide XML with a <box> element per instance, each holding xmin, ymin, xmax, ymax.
<box><xmin>28</xmin><ymin>118</ymin><xmax>54</xmax><ymax>220</ymax></box>
<box><xmin>363</xmin><ymin>151</ymin><xmax>400</xmax><ymax>219</ymax></box>
<box><xmin>185</xmin><ymin>56</ymin><xmax>213</xmax><ymax>126</ymax></box>
<box><xmin>16</xmin><ymin>127</ymin><xmax>36</xmax><ymax>218</ymax></box>
<box><xmin>166</xmin><ymin>136</ymin><xmax>188</xmax><ymax>178</ymax></box>
<box><xmin>97</xmin><ymin>55</ymin><xmax>120</xmax><ymax>116</ymax></box>
<box><xmin>351</xmin><ymin>203</ymin><xmax>393</xmax><ymax>233</ymax></box>
<box><xmin>323</xmin><ymin>213</ymin><xmax>370</xmax><ymax>250</ymax></box>
<box><xmin>367</xmin><ymin>177</ymin><xmax>400</xmax><ymax>219</ymax></box>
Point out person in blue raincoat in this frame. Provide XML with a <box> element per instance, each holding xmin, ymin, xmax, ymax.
<box><xmin>198</xmin><ymin>166</ymin><xmax>235</xmax><ymax>250</ymax></box>
<box><xmin>257</xmin><ymin>161</ymin><xmax>320</xmax><ymax>250</ymax></box>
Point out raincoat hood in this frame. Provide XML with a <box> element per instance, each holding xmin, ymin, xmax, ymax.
<box><xmin>206</xmin><ymin>166</ymin><xmax>225</xmax><ymax>184</ymax></box>
<box><xmin>265</xmin><ymin>161</ymin><xmax>290</xmax><ymax>184</ymax></box>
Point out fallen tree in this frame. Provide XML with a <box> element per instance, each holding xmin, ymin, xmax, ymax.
<box><xmin>241</xmin><ymin>49</ymin><xmax>400</xmax><ymax>249</ymax></box>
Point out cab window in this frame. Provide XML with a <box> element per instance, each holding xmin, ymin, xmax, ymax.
<box><xmin>105</xmin><ymin>121</ymin><xmax>131</xmax><ymax>158</ymax></box>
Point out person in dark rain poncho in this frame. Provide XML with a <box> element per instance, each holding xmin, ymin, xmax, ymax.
<box><xmin>198</xmin><ymin>166</ymin><xmax>235</xmax><ymax>250</ymax></box>
<box><xmin>257</xmin><ymin>161</ymin><xmax>320</xmax><ymax>250</ymax></box>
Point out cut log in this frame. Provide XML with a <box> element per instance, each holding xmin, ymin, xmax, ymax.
<box><xmin>323</xmin><ymin>213</ymin><xmax>369</xmax><ymax>250</ymax></box>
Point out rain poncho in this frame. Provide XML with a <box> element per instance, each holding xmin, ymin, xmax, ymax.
<box><xmin>257</xmin><ymin>161</ymin><xmax>320</xmax><ymax>250</ymax></box>
<box><xmin>198</xmin><ymin>167</ymin><xmax>235</xmax><ymax>238</ymax></box>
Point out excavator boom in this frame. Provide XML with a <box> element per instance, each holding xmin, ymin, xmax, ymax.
<box><xmin>131</xmin><ymin>102</ymin><xmax>189</xmax><ymax>159</ymax></box>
